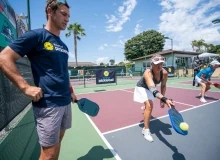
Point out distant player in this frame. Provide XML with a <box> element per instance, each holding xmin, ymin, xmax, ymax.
<box><xmin>195</xmin><ymin>60</ymin><xmax>220</xmax><ymax>103</ymax></box>
<box><xmin>128</xmin><ymin>69</ymin><xmax>133</xmax><ymax>79</ymax></box>
<box><xmin>133</xmin><ymin>54</ymin><xmax>174</xmax><ymax>142</ymax></box>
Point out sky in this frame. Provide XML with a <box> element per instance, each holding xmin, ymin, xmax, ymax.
<box><xmin>8</xmin><ymin>0</ymin><xmax>220</xmax><ymax>65</ymax></box>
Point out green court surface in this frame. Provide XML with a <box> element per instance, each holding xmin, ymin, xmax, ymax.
<box><xmin>59</xmin><ymin>103</ymin><xmax>116</xmax><ymax>160</ymax></box>
<box><xmin>73</xmin><ymin>77</ymin><xmax>220</xmax><ymax>95</ymax></box>
<box><xmin>0</xmin><ymin>76</ymin><xmax>219</xmax><ymax>160</ymax></box>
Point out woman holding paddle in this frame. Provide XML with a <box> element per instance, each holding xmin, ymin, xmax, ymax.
<box><xmin>195</xmin><ymin>60</ymin><xmax>220</xmax><ymax>103</ymax></box>
<box><xmin>133</xmin><ymin>54</ymin><xmax>174</xmax><ymax>142</ymax></box>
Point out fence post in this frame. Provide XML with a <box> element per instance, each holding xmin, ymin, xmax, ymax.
<box><xmin>115</xmin><ymin>69</ymin><xmax>117</xmax><ymax>85</ymax></box>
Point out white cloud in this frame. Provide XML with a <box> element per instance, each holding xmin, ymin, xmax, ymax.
<box><xmin>134</xmin><ymin>23</ymin><xmax>142</xmax><ymax>35</ymax></box>
<box><xmin>159</xmin><ymin>0</ymin><xmax>220</xmax><ymax>51</ymax></box>
<box><xmin>111</xmin><ymin>36</ymin><xmax>127</xmax><ymax>48</ymax></box>
<box><xmin>98</xmin><ymin>44</ymin><xmax>108</xmax><ymax>50</ymax></box>
<box><xmin>105</xmin><ymin>0</ymin><xmax>137</xmax><ymax>32</ymax></box>
<box><xmin>98</xmin><ymin>46</ymin><xmax>104</xmax><ymax>50</ymax></box>
<box><xmin>105</xmin><ymin>14</ymin><xmax>118</xmax><ymax>23</ymax></box>
<box><xmin>96</xmin><ymin>57</ymin><xmax>109</xmax><ymax>64</ymax></box>
<box><xmin>137</xmin><ymin>19</ymin><xmax>143</xmax><ymax>23</ymax></box>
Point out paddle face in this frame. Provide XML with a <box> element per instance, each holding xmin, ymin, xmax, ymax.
<box><xmin>168</xmin><ymin>106</ymin><xmax>188</xmax><ymax>135</ymax></box>
<box><xmin>75</xmin><ymin>98</ymin><xmax>99</xmax><ymax>117</ymax></box>
<box><xmin>213</xmin><ymin>83</ymin><xmax>220</xmax><ymax>89</ymax></box>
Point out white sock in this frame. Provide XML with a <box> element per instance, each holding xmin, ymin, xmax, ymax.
<box><xmin>144</xmin><ymin>128</ymin><xmax>150</xmax><ymax>132</ymax></box>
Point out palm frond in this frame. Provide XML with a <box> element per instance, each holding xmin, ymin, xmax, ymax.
<box><xmin>65</xmin><ymin>32</ymin><xmax>71</xmax><ymax>37</ymax></box>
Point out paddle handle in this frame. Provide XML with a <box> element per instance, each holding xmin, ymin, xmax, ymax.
<box><xmin>213</xmin><ymin>83</ymin><xmax>220</xmax><ymax>88</ymax></box>
<box><xmin>168</xmin><ymin>99</ymin><xmax>175</xmax><ymax>109</ymax></box>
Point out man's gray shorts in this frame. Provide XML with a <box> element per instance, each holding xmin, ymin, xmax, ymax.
<box><xmin>33</xmin><ymin>103</ymin><xmax>72</xmax><ymax>147</ymax></box>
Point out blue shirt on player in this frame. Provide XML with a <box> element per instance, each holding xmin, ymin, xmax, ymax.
<box><xmin>196</xmin><ymin>66</ymin><xmax>215</xmax><ymax>80</ymax></box>
<box><xmin>9</xmin><ymin>28</ymin><xmax>71</xmax><ymax>108</ymax></box>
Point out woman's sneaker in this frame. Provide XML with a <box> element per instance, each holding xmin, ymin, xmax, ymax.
<box><xmin>200</xmin><ymin>97</ymin><xmax>207</xmax><ymax>103</ymax></box>
<box><xmin>142</xmin><ymin>128</ymin><xmax>153</xmax><ymax>142</ymax></box>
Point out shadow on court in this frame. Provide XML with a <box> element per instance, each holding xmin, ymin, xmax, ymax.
<box><xmin>77</xmin><ymin>146</ymin><xmax>114</xmax><ymax>160</ymax></box>
<box><xmin>195</xmin><ymin>96</ymin><xmax>219</xmax><ymax>101</ymax></box>
<box><xmin>139</xmin><ymin>116</ymin><xmax>186</xmax><ymax>160</ymax></box>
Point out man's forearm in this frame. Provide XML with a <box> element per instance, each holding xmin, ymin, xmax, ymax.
<box><xmin>0</xmin><ymin>58</ymin><xmax>29</xmax><ymax>92</ymax></box>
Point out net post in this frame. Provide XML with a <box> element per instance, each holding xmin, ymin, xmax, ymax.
<box><xmin>83</xmin><ymin>68</ymin><xmax>86</xmax><ymax>88</ymax></box>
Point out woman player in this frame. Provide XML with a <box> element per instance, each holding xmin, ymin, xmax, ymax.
<box><xmin>133</xmin><ymin>54</ymin><xmax>174</xmax><ymax>142</ymax></box>
<box><xmin>195</xmin><ymin>60</ymin><xmax>220</xmax><ymax>103</ymax></box>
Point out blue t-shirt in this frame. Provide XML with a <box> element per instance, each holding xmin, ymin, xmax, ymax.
<box><xmin>196</xmin><ymin>66</ymin><xmax>215</xmax><ymax>80</ymax></box>
<box><xmin>9</xmin><ymin>28</ymin><xmax>71</xmax><ymax>108</ymax></box>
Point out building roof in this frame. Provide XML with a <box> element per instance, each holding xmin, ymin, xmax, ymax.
<box><xmin>68</xmin><ymin>62</ymin><xmax>98</xmax><ymax>67</ymax></box>
<box><xmin>132</xmin><ymin>49</ymin><xmax>200</xmax><ymax>61</ymax></box>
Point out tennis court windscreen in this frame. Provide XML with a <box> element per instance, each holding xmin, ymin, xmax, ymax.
<box><xmin>0</xmin><ymin>57</ymin><xmax>34</xmax><ymax>131</ymax></box>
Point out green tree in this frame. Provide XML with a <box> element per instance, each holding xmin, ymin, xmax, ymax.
<box><xmin>215</xmin><ymin>45</ymin><xmax>220</xmax><ymax>54</ymax></box>
<box><xmin>118</xmin><ymin>62</ymin><xmax>125</xmax><ymax>66</ymax></box>
<box><xmin>191</xmin><ymin>39</ymin><xmax>220</xmax><ymax>55</ymax></box>
<box><xmin>109</xmin><ymin>59</ymin><xmax>115</xmax><ymax>65</ymax></box>
<box><xmin>65</xmin><ymin>22</ymin><xmax>86</xmax><ymax>66</ymax></box>
<box><xmin>197</xmin><ymin>39</ymin><xmax>206</xmax><ymax>53</ymax></box>
<box><xmin>191</xmin><ymin>40</ymin><xmax>198</xmax><ymax>52</ymax></box>
<box><xmin>124</xmin><ymin>30</ymin><xmax>165</xmax><ymax>60</ymax></box>
<box><xmin>191</xmin><ymin>39</ymin><xmax>206</xmax><ymax>53</ymax></box>
<box><xmin>100</xmin><ymin>62</ymin><xmax>104</xmax><ymax>66</ymax></box>
<box><xmin>207</xmin><ymin>44</ymin><xmax>217</xmax><ymax>53</ymax></box>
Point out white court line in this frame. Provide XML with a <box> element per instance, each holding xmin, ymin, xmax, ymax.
<box><xmin>120</xmin><ymin>89</ymin><xmax>198</xmax><ymax>107</ymax></box>
<box><xmin>166</xmin><ymin>85</ymin><xmax>220</xmax><ymax>92</ymax></box>
<box><xmin>173</xmin><ymin>101</ymin><xmax>194</xmax><ymax>107</ymax></box>
<box><xmin>74</xmin><ymin>84</ymin><xmax>219</xmax><ymax>96</ymax></box>
<box><xmin>85</xmin><ymin>115</ymin><xmax>122</xmax><ymax>160</ymax></box>
<box><xmin>120</xmin><ymin>86</ymin><xmax>220</xmax><ymax>93</ymax></box>
<box><xmin>102</xmin><ymin>98</ymin><xmax>220</xmax><ymax>135</ymax></box>
<box><xmin>75</xmin><ymin>87</ymin><xmax>134</xmax><ymax>95</ymax></box>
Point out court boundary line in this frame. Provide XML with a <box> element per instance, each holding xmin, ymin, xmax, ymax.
<box><xmin>102</xmin><ymin>100</ymin><xmax>219</xmax><ymax>135</ymax></box>
<box><xmin>75</xmin><ymin>87</ymin><xmax>134</xmax><ymax>95</ymax></box>
<box><xmin>166</xmin><ymin>85</ymin><xmax>220</xmax><ymax>92</ymax></box>
<box><xmin>85</xmin><ymin>114</ymin><xmax>122</xmax><ymax>160</ymax></box>
<box><xmin>120</xmin><ymin>86</ymin><xmax>220</xmax><ymax>93</ymax></box>
<box><xmin>120</xmin><ymin>89</ymin><xmax>197</xmax><ymax>107</ymax></box>
<box><xmin>75</xmin><ymin>84</ymin><xmax>219</xmax><ymax>97</ymax></box>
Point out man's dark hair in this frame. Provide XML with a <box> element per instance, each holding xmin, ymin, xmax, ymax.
<box><xmin>45</xmin><ymin>0</ymin><xmax>69</xmax><ymax>20</ymax></box>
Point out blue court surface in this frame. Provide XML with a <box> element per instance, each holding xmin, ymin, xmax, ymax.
<box><xmin>103</xmin><ymin>100</ymin><xmax>220</xmax><ymax>160</ymax></box>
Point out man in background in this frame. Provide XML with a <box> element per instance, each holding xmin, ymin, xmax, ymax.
<box><xmin>192</xmin><ymin>55</ymin><xmax>201</xmax><ymax>87</ymax></box>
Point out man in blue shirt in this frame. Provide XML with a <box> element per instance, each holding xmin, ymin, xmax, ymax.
<box><xmin>0</xmin><ymin>0</ymin><xmax>76</xmax><ymax>159</ymax></box>
<box><xmin>195</xmin><ymin>60</ymin><xmax>220</xmax><ymax>103</ymax></box>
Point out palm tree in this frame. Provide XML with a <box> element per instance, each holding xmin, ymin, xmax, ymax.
<box><xmin>65</xmin><ymin>23</ymin><xmax>86</xmax><ymax>66</ymax></box>
<box><xmin>191</xmin><ymin>40</ymin><xmax>198</xmax><ymax>52</ymax></box>
<box><xmin>197</xmin><ymin>39</ymin><xmax>205</xmax><ymax>53</ymax></box>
